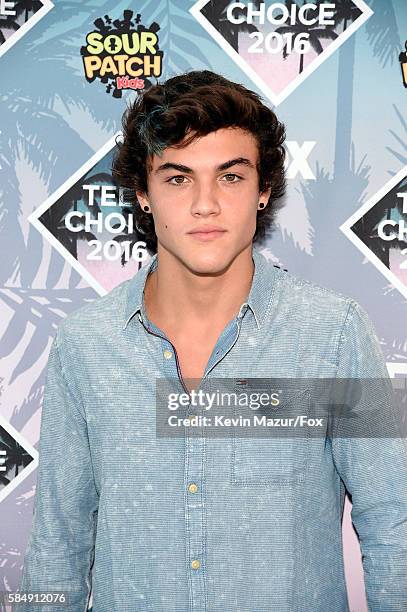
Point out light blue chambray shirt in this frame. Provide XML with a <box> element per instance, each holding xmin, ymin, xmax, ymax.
<box><xmin>19</xmin><ymin>247</ymin><xmax>407</xmax><ymax>612</ymax></box>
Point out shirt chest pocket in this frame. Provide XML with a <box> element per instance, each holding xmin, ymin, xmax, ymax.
<box><xmin>230</xmin><ymin>386</ymin><xmax>311</xmax><ymax>486</ymax></box>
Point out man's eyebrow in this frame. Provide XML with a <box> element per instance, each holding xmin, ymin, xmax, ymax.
<box><xmin>154</xmin><ymin>157</ymin><xmax>256</xmax><ymax>175</ymax></box>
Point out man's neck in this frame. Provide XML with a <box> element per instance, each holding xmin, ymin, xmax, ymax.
<box><xmin>143</xmin><ymin>245</ymin><xmax>255</xmax><ymax>336</ymax></box>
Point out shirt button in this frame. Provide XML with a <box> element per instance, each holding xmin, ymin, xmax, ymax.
<box><xmin>163</xmin><ymin>349</ymin><xmax>173</xmax><ymax>359</ymax></box>
<box><xmin>191</xmin><ymin>559</ymin><xmax>201</xmax><ymax>570</ymax></box>
<box><xmin>188</xmin><ymin>483</ymin><xmax>198</xmax><ymax>493</ymax></box>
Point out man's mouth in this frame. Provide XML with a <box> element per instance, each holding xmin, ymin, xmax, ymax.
<box><xmin>187</xmin><ymin>227</ymin><xmax>227</xmax><ymax>241</ymax></box>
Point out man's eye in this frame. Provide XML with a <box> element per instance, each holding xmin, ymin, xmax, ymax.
<box><xmin>166</xmin><ymin>174</ymin><xmax>242</xmax><ymax>185</ymax></box>
<box><xmin>167</xmin><ymin>175</ymin><xmax>188</xmax><ymax>185</ymax></box>
<box><xmin>223</xmin><ymin>173</ymin><xmax>242</xmax><ymax>182</ymax></box>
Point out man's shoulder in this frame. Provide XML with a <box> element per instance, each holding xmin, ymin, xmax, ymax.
<box><xmin>266</xmin><ymin>260</ymin><xmax>354</xmax><ymax>322</ymax></box>
<box><xmin>56</xmin><ymin>277</ymin><xmax>131</xmax><ymax>342</ymax></box>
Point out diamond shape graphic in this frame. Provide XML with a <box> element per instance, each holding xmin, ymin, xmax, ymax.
<box><xmin>0</xmin><ymin>416</ymin><xmax>38</xmax><ymax>505</ymax></box>
<box><xmin>340</xmin><ymin>165</ymin><xmax>407</xmax><ymax>300</ymax></box>
<box><xmin>0</xmin><ymin>0</ymin><xmax>53</xmax><ymax>60</ymax></box>
<box><xmin>28</xmin><ymin>132</ymin><xmax>151</xmax><ymax>297</ymax></box>
<box><xmin>190</xmin><ymin>0</ymin><xmax>373</xmax><ymax>106</ymax></box>
<box><xmin>387</xmin><ymin>363</ymin><xmax>407</xmax><ymax>378</ymax></box>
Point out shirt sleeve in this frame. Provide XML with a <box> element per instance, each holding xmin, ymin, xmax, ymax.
<box><xmin>331</xmin><ymin>299</ymin><xmax>407</xmax><ymax>611</ymax></box>
<box><xmin>19</xmin><ymin>329</ymin><xmax>99</xmax><ymax>612</ymax></box>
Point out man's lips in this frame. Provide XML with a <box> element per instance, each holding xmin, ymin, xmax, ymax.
<box><xmin>187</xmin><ymin>226</ymin><xmax>226</xmax><ymax>234</ymax></box>
<box><xmin>187</xmin><ymin>227</ymin><xmax>227</xmax><ymax>241</ymax></box>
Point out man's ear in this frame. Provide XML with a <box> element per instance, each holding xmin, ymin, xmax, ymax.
<box><xmin>259</xmin><ymin>185</ymin><xmax>272</xmax><ymax>204</ymax></box>
<box><xmin>136</xmin><ymin>190</ymin><xmax>149</xmax><ymax>210</ymax></box>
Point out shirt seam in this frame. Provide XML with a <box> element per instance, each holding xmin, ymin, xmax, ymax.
<box><xmin>333</xmin><ymin>299</ymin><xmax>357</xmax><ymax>441</ymax></box>
<box><xmin>261</xmin><ymin>267</ymin><xmax>281</xmax><ymax>324</ymax></box>
<box><xmin>54</xmin><ymin>329</ymin><xmax>100</xmax><ymax>499</ymax></box>
<box><xmin>335</xmin><ymin>299</ymin><xmax>356</xmax><ymax>372</ymax></box>
<box><xmin>54</xmin><ymin>329</ymin><xmax>87</xmax><ymax>424</ymax></box>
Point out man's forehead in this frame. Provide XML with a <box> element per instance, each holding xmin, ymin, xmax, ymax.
<box><xmin>148</xmin><ymin>127</ymin><xmax>258</xmax><ymax>169</ymax></box>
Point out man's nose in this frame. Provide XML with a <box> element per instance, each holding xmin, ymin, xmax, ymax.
<box><xmin>190</xmin><ymin>183</ymin><xmax>221</xmax><ymax>215</ymax></box>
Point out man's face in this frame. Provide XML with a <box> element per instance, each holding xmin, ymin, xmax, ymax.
<box><xmin>136</xmin><ymin>127</ymin><xmax>271</xmax><ymax>274</ymax></box>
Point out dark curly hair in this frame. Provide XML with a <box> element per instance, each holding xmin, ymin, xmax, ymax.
<box><xmin>112</xmin><ymin>69</ymin><xmax>287</xmax><ymax>254</ymax></box>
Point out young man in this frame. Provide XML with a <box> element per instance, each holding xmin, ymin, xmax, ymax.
<box><xmin>20</xmin><ymin>70</ymin><xmax>407</xmax><ymax>611</ymax></box>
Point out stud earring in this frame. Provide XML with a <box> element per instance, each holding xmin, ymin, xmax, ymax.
<box><xmin>258</xmin><ymin>202</ymin><xmax>266</xmax><ymax>209</ymax></box>
<box><xmin>143</xmin><ymin>205</ymin><xmax>150</xmax><ymax>212</ymax></box>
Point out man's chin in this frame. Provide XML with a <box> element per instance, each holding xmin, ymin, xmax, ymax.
<box><xmin>176</xmin><ymin>249</ymin><xmax>239</xmax><ymax>277</ymax></box>
<box><xmin>158</xmin><ymin>240</ymin><xmax>252</xmax><ymax>276</ymax></box>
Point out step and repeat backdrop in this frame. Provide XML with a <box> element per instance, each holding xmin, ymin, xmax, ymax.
<box><xmin>0</xmin><ymin>1</ymin><xmax>406</xmax><ymax>610</ymax></box>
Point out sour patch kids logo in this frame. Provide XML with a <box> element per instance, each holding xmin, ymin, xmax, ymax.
<box><xmin>81</xmin><ymin>9</ymin><xmax>163</xmax><ymax>98</ymax></box>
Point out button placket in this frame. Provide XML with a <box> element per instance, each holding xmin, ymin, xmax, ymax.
<box><xmin>181</xmin><ymin>316</ymin><xmax>244</xmax><ymax>610</ymax></box>
<box><xmin>151</xmin><ymin>330</ymin><xmax>207</xmax><ymax>607</ymax></box>
<box><xmin>184</xmin><ymin>388</ymin><xmax>207</xmax><ymax>611</ymax></box>
<box><xmin>139</xmin><ymin>307</ymin><xmax>246</xmax><ymax>612</ymax></box>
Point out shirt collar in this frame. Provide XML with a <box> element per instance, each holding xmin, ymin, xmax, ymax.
<box><xmin>122</xmin><ymin>247</ymin><xmax>276</xmax><ymax>331</ymax></box>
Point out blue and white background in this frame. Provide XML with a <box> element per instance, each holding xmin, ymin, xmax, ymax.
<box><xmin>0</xmin><ymin>1</ymin><xmax>406</xmax><ymax>610</ymax></box>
